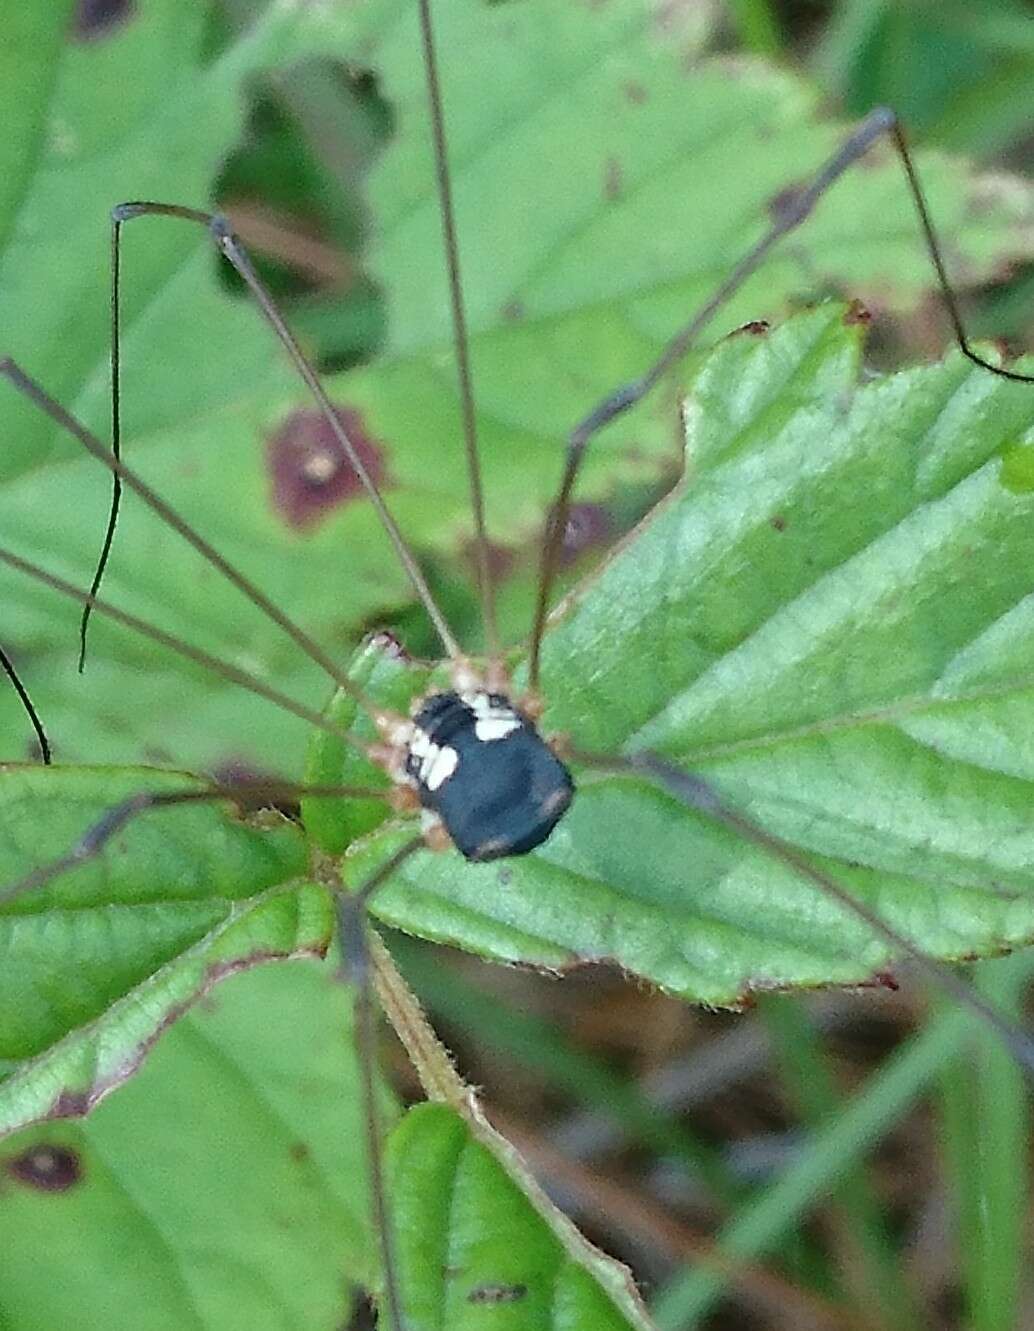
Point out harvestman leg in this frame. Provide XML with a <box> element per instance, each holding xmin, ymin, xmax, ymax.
<box><xmin>4</xmin><ymin>68</ymin><xmax>1034</xmax><ymax>1331</ymax></box>
<box><xmin>0</xmin><ymin>370</ymin><xmax>429</xmax><ymax>1326</ymax></box>
<box><xmin>576</xmin><ymin>749</ymin><xmax>1034</xmax><ymax>1077</ymax></box>
<box><xmin>0</xmin><ymin>760</ymin><xmax>422</xmax><ymax>1331</ymax></box>
<box><xmin>0</xmin><ymin>779</ymin><xmax>389</xmax><ymax>911</ymax></box>
<box><xmin>0</xmin><ymin>538</ymin><xmax>397</xmax><ymax>755</ymax></box>
<box><xmin>527</xmin><ymin>108</ymin><xmax>1034</xmax><ymax>691</ymax></box>
<box><xmin>337</xmin><ymin>836</ymin><xmax>424</xmax><ymax>1331</ymax></box>
<box><xmin>0</xmin><ymin>642</ymin><xmax>50</xmax><ymax>763</ymax></box>
<box><xmin>76</xmin><ymin>203</ymin><xmax>464</xmax><ymax>674</ymax></box>
<box><xmin>3</xmin><ymin>231</ymin><xmax>450</xmax><ymax>1324</ymax></box>
<box><xmin>76</xmin><ymin>0</ymin><xmax>498</xmax><ymax>686</ymax></box>
<box><xmin>0</xmin><ymin>359</ymin><xmax>401</xmax><ymax>726</ymax></box>
<box><xmin>516</xmin><ymin>106</ymin><xmax>1034</xmax><ymax>1076</ymax></box>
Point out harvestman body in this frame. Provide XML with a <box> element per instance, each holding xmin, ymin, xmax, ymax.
<box><xmin>402</xmin><ymin>690</ymin><xmax>573</xmax><ymax>861</ymax></box>
<box><xmin>3</xmin><ymin>2</ymin><xmax>1034</xmax><ymax>1327</ymax></box>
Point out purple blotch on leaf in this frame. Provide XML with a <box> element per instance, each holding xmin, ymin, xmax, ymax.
<box><xmin>73</xmin><ymin>0</ymin><xmax>134</xmax><ymax>41</ymax></box>
<box><xmin>560</xmin><ymin>503</ymin><xmax>612</xmax><ymax>566</ymax></box>
<box><xmin>604</xmin><ymin>156</ymin><xmax>623</xmax><ymax>202</ymax></box>
<box><xmin>464</xmin><ymin>536</ymin><xmax>515</xmax><ymax>587</ymax></box>
<box><xmin>268</xmin><ymin>406</ymin><xmax>388</xmax><ymax>532</ymax></box>
<box><xmin>6</xmin><ymin>1144</ymin><xmax>82</xmax><ymax>1191</ymax></box>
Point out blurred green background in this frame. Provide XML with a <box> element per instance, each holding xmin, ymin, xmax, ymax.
<box><xmin>1</xmin><ymin>1</ymin><xmax>1034</xmax><ymax>1329</ymax></box>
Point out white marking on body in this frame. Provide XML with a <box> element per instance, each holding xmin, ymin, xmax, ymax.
<box><xmin>462</xmin><ymin>691</ymin><xmax>522</xmax><ymax>743</ymax></box>
<box><xmin>409</xmin><ymin>730</ymin><xmax>434</xmax><ymax>762</ymax></box>
<box><xmin>404</xmin><ymin>729</ymin><xmax>433</xmax><ymax>771</ymax></box>
<box><xmin>409</xmin><ymin>728</ymin><xmax>460</xmax><ymax>792</ymax></box>
<box><xmin>474</xmin><ymin>716</ymin><xmax>521</xmax><ymax>742</ymax></box>
<box><xmin>424</xmin><ymin>745</ymin><xmax>459</xmax><ymax>791</ymax></box>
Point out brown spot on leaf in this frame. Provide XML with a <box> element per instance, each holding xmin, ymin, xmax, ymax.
<box><xmin>464</xmin><ymin>537</ymin><xmax>516</xmax><ymax>588</ymax></box>
<box><xmin>604</xmin><ymin>156</ymin><xmax>623</xmax><ymax>202</ymax></box>
<box><xmin>502</xmin><ymin>300</ymin><xmax>525</xmax><ymax>322</ymax></box>
<box><xmin>210</xmin><ymin>758</ymin><xmax>271</xmax><ymax>786</ymax></box>
<box><xmin>208</xmin><ymin>761</ymin><xmax>300</xmax><ymax>818</ymax></box>
<box><xmin>268</xmin><ymin>406</ymin><xmax>388</xmax><ymax>532</ymax></box>
<box><xmin>560</xmin><ymin>504</ymin><xmax>613</xmax><ymax>566</ymax></box>
<box><xmin>6</xmin><ymin>1144</ymin><xmax>82</xmax><ymax>1191</ymax></box>
<box><xmin>48</xmin><ymin>1089</ymin><xmax>92</xmax><ymax>1119</ymax></box>
<box><xmin>289</xmin><ymin>1142</ymin><xmax>310</xmax><ymax>1163</ymax></box>
<box><xmin>731</xmin><ymin>320</ymin><xmax>770</xmax><ymax>338</ymax></box>
<box><xmin>963</xmin><ymin>181</ymin><xmax>998</xmax><ymax>220</ymax></box>
<box><xmin>468</xmin><ymin>1284</ymin><xmax>528</xmax><ymax>1305</ymax></box>
<box><xmin>770</xmin><ymin>514</ymin><xmax>786</xmax><ymax>532</ymax></box>
<box><xmin>73</xmin><ymin>0</ymin><xmax>134</xmax><ymax>41</ymax></box>
<box><xmin>624</xmin><ymin>81</ymin><xmax>647</xmax><ymax>104</ymax></box>
<box><xmin>843</xmin><ymin>299</ymin><xmax>872</xmax><ymax>326</ymax></box>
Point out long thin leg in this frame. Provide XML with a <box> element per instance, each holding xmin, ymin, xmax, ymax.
<box><xmin>415</xmin><ymin>0</ymin><xmax>499</xmax><ymax>665</ymax></box>
<box><xmin>77</xmin><ymin>218</ymin><xmax>125</xmax><ymax>673</ymax></box>
<box><xmin>0</xmin><ymin>543</ymin><xmax>376</xmax><ymax>758</ymax></box>
<box><xmin>0</xmin><ymin>774</ymin><xmax>422</xmax><ymax>1328</ymax></box>
<box><xmin>0</xmin><ymin>359</ymin><xmax>390</xmax><ymax>720</ymax></box>
<box><xmin>0</xmin><ymin>643</ymin><xmax>50</xmax><ymax>763</ymax></box>
<box><xmin>87</xmin><ymin>202</ymin><xmax>463</xmax><ymax>666</ymax></box>
<box><xmin>336</xmin><ymin>836</ymin><xmax>423</xmax><ymax>1331</ymax></box>
<box><xmin>527</xmin><ymin>107</ymin><xmax>1034</xmax><ymax>692</ymax></box>
<box><xmin>0</xmin><ymin>779</ymin><xmax>388</xmax><ymax>910</ymax></box>
<box><xmin>578</xmin><ymin>747</ymin><xmax>1034</xmax><ymax>1080</ymax></box>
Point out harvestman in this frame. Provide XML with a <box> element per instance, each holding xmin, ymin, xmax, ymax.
<box><xmin>3</xmin><ymin>2</ymin><xmax>1034</xmax><ymax>1324</ymax></box>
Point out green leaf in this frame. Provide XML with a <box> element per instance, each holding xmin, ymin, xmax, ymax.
<box><xmin>342</xmin><ymin>0</ymin><xmax>1034</xmax><ymax>588</ymax></box>
<box><xmin>0</xmin><ymin>765</ymin><xmax>316</xmax><ymax>1135</ymax></box>
<box><xmin>4</xmin><ymin>303</ymin><xmax>1033</xmax><ymax>1326</ymax></box>
<box><xmin>3</xmin><ymin>0</ymin><xmax>1033</xmax><ymax>779</ymax></box>
<box><xmin>348</xmin><ymin>306</ymin><xmax>1034</xmax><ymax>1003</ymax></box>
<box><xmin>0</xmin><ymin>1</ymin><xmax>76</xmax><ymax>255</ymax></box>
<box><xmin>0</xmin><ymin>0</ymin><xmax>417</xmax><ymax>777</ymax></box>
<box><xmin>3</xmin><ymin>5</ymin><xmax>1034</xmax><ymax>1325</ymax></box>
<box><xmin>302</xmin><ymin>635</ymin><xmax>431</xmax><ymax>856</ymax></box>
<box><xmin>385</xmin><ymin>1103</ymin><xmax>651</xmax><ymax>1331</ymax></box>
<box><xmin>0</xmin><ymin>960</ymin><xmax>389</xmax><ymax>1331</ymax></box>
